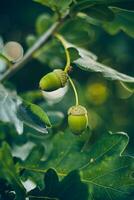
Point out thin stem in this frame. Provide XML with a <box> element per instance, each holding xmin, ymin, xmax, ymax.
<box><xmin>68</xmin><ymin>76</ymin><xmax>79</xmax><ymax>105</ymax></box>
<box><xmin>19</xmin><ymin>166</ymin><xmax>66</xmax><ymax>177</ymax></box>
<box><xmin>0</xmin><ymin>53</ymin><xmax>12</xmax><ymax>67</ymax></box>
<box><xmin>28</xmin><ymin>196</ymin><xmax>59</xmax><ymax>200</ymax></box>
<box><xmin>54</xmin><ymin>33</ymin><xmax>70</xmax><ymax>73</ymax></box>
<box><xmin>0</xmin><ymin>12</ymin><xmax>69</xmax><ymax>82</ymax></box>
<box><xmin>119</xmin><ymin>81</ymin><xmax>134</xmax><ymax>94</ymax></box>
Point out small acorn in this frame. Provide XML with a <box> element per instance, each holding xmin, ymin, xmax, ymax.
<box><xmin>39</xmin><ymin>69</ymin><xmax>68</xmax><ymax>92</ymax></box>
<box><xmin>2</xmin><ymin>41</ymin><xmax>24</xmax><ymax>62</ymax></box>
<box><xmin>68</xmin><ymin>105</ymin><xmax>88</xmax><ymax>135</ymax></box>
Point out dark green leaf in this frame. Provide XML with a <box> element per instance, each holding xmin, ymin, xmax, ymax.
<box><xmin>27</xmin><ymin>16</ymin><xmax>95</xmax><ymax>67</ymax></box>
<box><xmin>28</xmin><ymin>168</ymin><xmax>89</xmax><ymax>200</ymax></box>
<box><xmin>68</xmin><ymin>47</ymin><xmax>81</xmax><ymax>62</ymax></box>
<box><xmin>83</xmin><ymin>5</ymin><xmax>115</xmax><ymax>22</ymax></box>
<box><xmin>103</xmin><ymin>8</ymin><xmax>134</xmax><ymax>38</ymax></box>
<box><xmin>23</xmin><ymin>145</ymin><xmax>45</xmax><ymax>167</ymax></box>
<box><xmin>0</xmin><ymin>179</ymin><xmax>15</xmax><ymax>200</ymax></box>
<box><xmin>33</xmin><ymin>40</ymin><xmax>65</xmax><ymax>69</ymax></box>
<box><xmin>21</xmin><ymin>145</ymin><xmax>45</xmax><ymax>188</ymax></box>
<box><xmin>71</xmin><ymin>0</ymin><xmax>134</xmax><ymax>13</ymax></box>
<box><xmin>60</xmin><ymin>17</ymin><xmax>94</xmax><ymax>46</ymax></box>
<box><xmin>0</xmin><ymin>142</ymin><xmax>26</xmax><ymax>199</ymax></box>
<box><xmin>17</xmin><ymin>100</ymin><xmax>52</xmax><ymax>134</ymax></box>
<box><xmin>25</xmin><ymin>131</ymin><xmax>134</xmax><ymax>200</ymax></box>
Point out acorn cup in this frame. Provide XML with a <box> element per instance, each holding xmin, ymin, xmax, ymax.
<box><xmin>68</xmin><ymin>105</ymin><xmax>88</xmax><ymax>135</ymax></box>
<box><xmin>2</xmin><ymin>41</ymin><xmax>24</xmax><ymax>63</ymax></box>
<box><xmin>39</xmin><ymin>69</ymin><xmax>68</xmax><ymax>92</ymax></box>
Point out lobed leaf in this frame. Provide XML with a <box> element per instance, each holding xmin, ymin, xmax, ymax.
<box><xmin>28</xmin><ymin>168</ymin><xmax>89</xmax><ymax>200</ymax></box>
<box><xmin>23</xmin><ymin>130</ymin><xmax>134</xmax><ymax>199</ymax></box>
<box><xmin>103</xmin><ymin>8</ymin><xmax>134</xmax><ymax>38</ymax></box>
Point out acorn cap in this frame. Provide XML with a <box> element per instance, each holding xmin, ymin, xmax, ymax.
<box><xmin>39</xmin><ymin>69</ymin><xmax>68</xmax><ymax>91</ymax></box>
<box><xmin>3</xmin><ymin>41</ymin><xmax>24</xmax><ymax>62</ymax></box>
<box><xmin>68</xmin><ymin>105</ymin><xmax>87</xmax><ymax>116</ymax></box>
<box><xmin>54</xmin><ymin>69</ymin><xmax>68</xmax><ymax>87</ymax></box>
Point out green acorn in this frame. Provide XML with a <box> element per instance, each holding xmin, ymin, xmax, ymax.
<box><xmin>39</xmin><ymin>69</ymin><xmax>68</xmax><ymax>91</ymax></box>
<box><xmin>68</xmin><ymin>105</ymin><xmax>88</xmax><ymax>135</ymax></box>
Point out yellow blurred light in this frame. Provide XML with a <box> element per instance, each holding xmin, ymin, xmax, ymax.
<box><xmin>86</xmin><ymin>82</ymin><xmax>109</xmax><ymax>105</ymax></box>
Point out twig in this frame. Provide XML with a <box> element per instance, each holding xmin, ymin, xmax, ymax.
<box><xmin>0</xmin><ymin>12</ymin><xmax>69</xmax><ymax>82</ymax></box>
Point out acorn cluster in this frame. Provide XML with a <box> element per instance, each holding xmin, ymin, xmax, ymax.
<box><xmin>39</xmin><ymin>69</ymin><xmax>88</xmax><ymax>135</ymax></box>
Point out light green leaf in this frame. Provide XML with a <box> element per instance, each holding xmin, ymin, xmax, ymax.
<box><xmin>66</xmin><ymin>42</ymin><xmax>134</xmax><ymax>83</ymax></box>
<box><xmin>26</xmin><ymin>34</ymin><xmax>36</xmax><ymax>47</ymax></box>
<box><xmin>17</xmin><ymin>100</ymin><xmax>52</xmax><ymax>134</ymax></box>
<box><xmin>0</xmin><ymin>142</ymin><xmax>26</xmax><ymax>200</ymax></box>
<box><xmin>74</xmin><ymin>53</ymin><xmax>134</xmax><ymax>83</ymax></box>
<box><xmin>36</xmin><ymin>14</ymin><xmax>54</xmax><ymax>35</ymax></box>
<box><xmin>103</xmin><ymin>8</ymin><xmax>134</xmax><ymax>37</ymax></box>
<box><xmin>23</xmin><ymin>131</ymin><xmax>134</xmax><ymax>199</ymax></box>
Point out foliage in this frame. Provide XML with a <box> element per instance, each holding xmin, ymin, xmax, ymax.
<box><xmin>0</xmin><ymin>143</ymin><xmax>26</xmax><ymax>199</ymax></box>
<box><xmin>28</xmin><ymin>168</ymin><xmax>89</xmax><ymax>200</ymax></box>
<box><xmin>0</xmin><ymin>0</ymin><xmax>134</xmax><ymax>199</ymax></box>
<box><xmin>103</xmin><ymin>8</ymin><xmax>134</xmax><ymax>38</ymax></box>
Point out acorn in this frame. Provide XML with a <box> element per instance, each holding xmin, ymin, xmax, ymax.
<box><xmin>68</xmin><ymin>105</ymin><xmax>88</xmax><ymax>135</ymax></box>
<box><xmin>39</xmin><ymin>69</ymin><xmax>68</xmax><ymax>91</ymax></box>
<box><xmin>2</xmin><ymin>41</ymin><xmax>24</xmax><ymax>63</ymax></box>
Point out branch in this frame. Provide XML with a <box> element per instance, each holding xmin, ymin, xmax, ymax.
<box><xmin>0</xmin><ymin>12</ymin><xmax>69</xmax><ymax>82</ymax></box>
